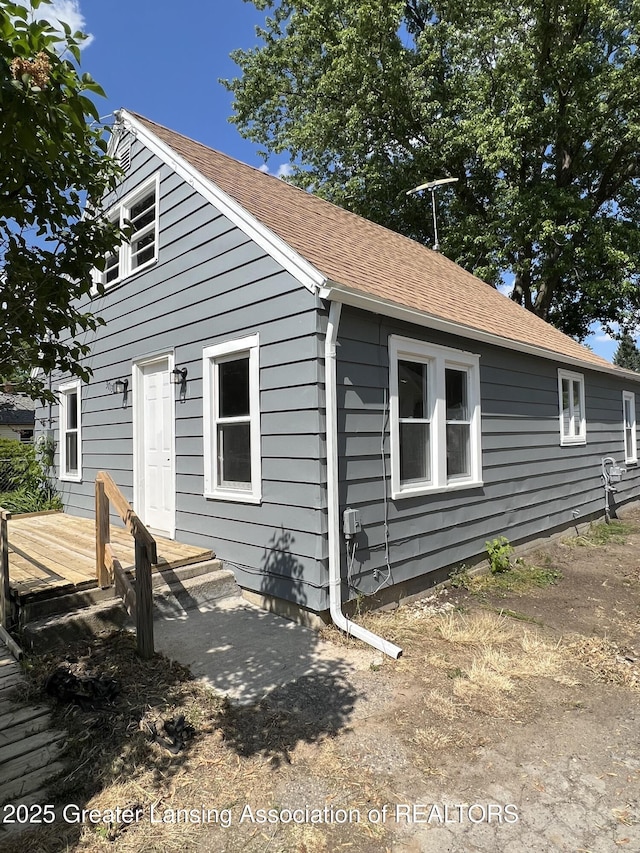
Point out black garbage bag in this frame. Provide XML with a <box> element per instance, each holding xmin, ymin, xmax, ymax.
<box><xmin>45</xmin><ymin>666</ymin><xmax>120</xmax><ymax>710</ymax></box>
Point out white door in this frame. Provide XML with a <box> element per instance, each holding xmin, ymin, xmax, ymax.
<box><xmin>135</xmin><ymin>356</ymin><xmax>175</xmax><ymax>537</ymax></box>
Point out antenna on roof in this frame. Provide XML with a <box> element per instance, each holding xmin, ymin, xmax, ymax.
<box><xmin>406</xmin><ymin>177</ymin><xmax>458</xmax><ymax>252</ymax></box>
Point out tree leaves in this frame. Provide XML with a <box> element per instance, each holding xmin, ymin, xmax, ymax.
<box><xmin>0</xmin><ymin>0</ymin><xmax>121</xmax><ymax>401</ymax></box>
<box><xmin>226</xmin><ymin>0</ymin><xmax>640</xmax><ymax>340</ymax></box>
<box><xmin>613</xmin><ymin>332</ymin><xmax>640</xmax><ymax>371</ymax></box>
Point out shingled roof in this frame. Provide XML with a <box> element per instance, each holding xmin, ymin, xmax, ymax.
<box><xmin>0</xmin><ymin>393</ymin><xmax>36</xmax><ymax>425</ymax></box>
<box><xmin>130</xmin><ymin>112</ymin><xmax>617</xmax><ymax>373</ymax></box>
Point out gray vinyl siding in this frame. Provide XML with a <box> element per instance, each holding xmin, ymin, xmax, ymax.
<box><xmin>33</xmin><ymin>131</ymin><xmax>640</xmax><ymax>616</ymax></box>
<box><xmin>37</xmin><ymin>134</ymin><xmax>328</xmax><ymax>612</ymax></box>
<box><xmin>335</xmin><ymin>306</ymin><xmax>640</xmax><ymax>598</ymax></box>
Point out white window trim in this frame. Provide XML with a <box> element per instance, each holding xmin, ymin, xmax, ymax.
<box><xmin>557</xmin><ymin>368</ymin><xmax>586</xmax><ymax>446</ymax></box>
<box><xmin>203</xmin><ymin>334</ymin><xmax>261</xmax><ymax>504</ymax></box>
<box><xmin>98</xmin><ymin>173</ymin><xmax>160</xmax><ymax>288</ymax></box>
<box><xmin>389</xmin><ymin>335</ymin><xmax>482</xmax><ymax>499</ymax></box>
<box><xmin>59</xmin><ymin>379</ymin><xmax>82</xmax><ymax>482</ymax></box>
<box><xmin>623</xmin><ymin>390</ymin><xmax>637</xmax><ymax>464</ymax></box>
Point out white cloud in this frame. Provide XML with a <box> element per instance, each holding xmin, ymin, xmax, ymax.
<box><xmin>257</xmin><ymin>162</ymin><xmax>294</xmax><ymax>180</ymax></box>
<box><xmin>44</xmin><ymin>1</ymin><xmax>93</xmax><ymax>48</ymax></box>
<box><xmin>591</xmin><ymin>321</ymin><xmax>621</xmax><ymax>344</ymax></box>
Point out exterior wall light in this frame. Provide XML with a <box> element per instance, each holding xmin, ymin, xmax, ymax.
<box><xmin>171</xmin><ymin>367</ymin><xmax>188</xmax><ymax>385</ymax></box>
<box><xmin>112</xmin><ymin>378</ymin><xmax>128</xmax><ymax>395</ymax></box>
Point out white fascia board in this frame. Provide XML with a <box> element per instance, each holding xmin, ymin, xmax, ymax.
<box><xmin>319</xmin><ymin>283</ymin><xmax>640</xmax><ymax>383</ymax></box>
<box><xmin>117</xmin><ymin>110</ymin><xmax>326</xmax><ymax>296</ymax></box>
<box><xmin>106</xmin><ymin>117</ymin><xmax>123</xmax><ymax>157</ymax></box>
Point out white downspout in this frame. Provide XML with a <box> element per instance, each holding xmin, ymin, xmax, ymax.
<box><xmin>325</xmin><ymin>301</ymin><xmax>403</xmax><ymax>659</ymax></box>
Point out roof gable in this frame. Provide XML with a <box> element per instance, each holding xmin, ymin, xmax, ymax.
<box><xmin>118</xmin><ymin>109</ymin><xmax>626</xmax><ymax>376</ymax></box>
<box><xmin>0</xmin><ymin>393</ymin><xmax>36</xmax><ymax>425</ymax></box>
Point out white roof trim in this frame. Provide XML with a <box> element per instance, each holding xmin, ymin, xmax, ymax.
<box><xmin>320</xmin><ymin>284</ymin><xmax>638</xmax><ymax>382</ymax></box>
<box><xmin>116</xmin><ymin>110</ymin><xmax>326</xmax><ymax>295</ymax></box>
<box><xmin>113</xmin><ymin>111</ymin><xmax>637</xmax><ymax>380</ymax></box>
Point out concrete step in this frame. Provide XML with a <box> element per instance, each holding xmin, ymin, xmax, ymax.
<box><xmin>152</xmin><ymin>565</ymin><xmax>240</xmax><ymax>618</ymax></box>
<box><xmin>21</xmin><ymin>565</ymin><xmax>240</xmax><ymax>652</ymax></box>
<box><xmin>18</xmin><ymin>558</ymin><xmax>222</xmax><ymax>624</ymax></box>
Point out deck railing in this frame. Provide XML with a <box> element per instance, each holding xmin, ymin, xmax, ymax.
<box><xmin>0</xmin><ymin>506</ymin><xmax>11</xmax><ymax>629</ymax></box>
<box><xmin>95</xmin><ymin>471</ymin><xmax>157</xmax><ymax>659</ymax></box>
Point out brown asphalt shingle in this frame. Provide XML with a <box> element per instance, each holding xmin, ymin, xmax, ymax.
<box><xmin>133</xmin><ymin>113</ymin><xmax>615</xmax><ymax>372</ymax></box>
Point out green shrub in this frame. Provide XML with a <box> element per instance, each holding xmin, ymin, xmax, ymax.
<box><xmin>0</xmin><ymin>438</ymin><xmax>60</xmax><ymax>513</ymax></box>
<box><xmin>0</xmin><ymin>488</ymin><xmax>62</xmax><ymax>514</ymax></box>
<box><xmin>0</xmin><ymin>438</ymin><xmax>35</xmax><ymax>490</ymax></box>
<box><xmin>486</xmin><ymin>536</ymin><xmax>517</xmax><ymax>574</ymax></box>
<box><xmin>449</xmin><ymin>565</ymin><xmax>472</xmax><ymax>589</ymax></box>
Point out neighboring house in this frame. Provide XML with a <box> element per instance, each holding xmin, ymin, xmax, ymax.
<box><xmin>36</xmin><ymin>109</ymin><xmax>640</xmax><ymax>624</ymax></box>
<box><xmin>0</xmin><ymin>392</ymin><xmax>35</xmax><ymax>443</ymax></box>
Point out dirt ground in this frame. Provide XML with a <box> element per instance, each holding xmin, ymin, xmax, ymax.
<box><xmin>2</xmin><ymin>511</ymin><xmax>640</xmax><ymax>853</ymax></box>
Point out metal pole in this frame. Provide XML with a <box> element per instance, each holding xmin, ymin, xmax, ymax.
<box><xmin>430</xmin><ymin>188</ymin><xmax>440</xmax><ymax>251</ymax></box>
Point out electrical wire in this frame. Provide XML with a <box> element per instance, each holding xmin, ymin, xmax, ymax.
<box><xmin>346</xmin><ymin>537</ymin><xmax>358</xmax><ymax>591</ymax></box>
<box><xmin>372</xmin><ymin>384</ymin><xmax>393</xmax><ymax>594</ymax></box>
<box><xmin>222</xmin><ymin>558</ymin><xmax>328</xmax><ymax>591</ymax></box>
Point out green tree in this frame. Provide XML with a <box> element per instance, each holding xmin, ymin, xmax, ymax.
<box><xmin>613</xmin><ymin>332</ymin><xmax>640</xmax><ymax>371</ymax></box>
<box><xmin>226</xmin><ymin>0</ymin><xmax>640</xmax><ymax>340</ymax></box>
<box><xmin>0</xmin><ymin>0</ymin><xmax>121</xmax><ymax>401</ymax></box>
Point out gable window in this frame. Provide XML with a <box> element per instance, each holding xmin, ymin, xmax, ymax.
<box><xmin>557</xmin><ymin>369</ymin><xmax>586</xmax><ymax>445</ymax></box>
<box><xmin>390</xmin><ymin>336</ymin><xmax>482</xmax><ymax>498</ymax></box>
<box><xmin>59</xmin><ymin>379</ymin><xmax>82</xmax><ymax>482</ymax></box>
<box><xmin>623</xmin><ymin>391</ymin><xmax>637</xmax><ymax>464</ymax></box>
<box><xmin>103</xmin><ymin>211</ymin><xmax>121</xmax><ymax>284</ymax></box>
<box><xmin>203</xmin><ymin>335</ymin><xmax>261</xmax><ymax>503</ymax></box>
<box><xmin>98</xmin><ymin>174</ymin><xmax>159</xmax><ymax>287</ymax></box>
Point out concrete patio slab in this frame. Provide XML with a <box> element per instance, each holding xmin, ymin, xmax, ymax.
<box><xmin>153</xmin><ymin>596</ymin><xmax>377</xmax><ymax>705</ymax></box>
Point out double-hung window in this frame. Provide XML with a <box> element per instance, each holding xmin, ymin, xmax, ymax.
<box><xmin>98</xmin><ymin>174</ymin><xmax>159</xmax><ymax>287</ymax></box>
<box><xmin>203</xmin><ymin>335</ymin><xmax>261</xmax><ymax>503</ymax></box>
<box><xmin>623</xmin><ymin>391</ymin><xmax>637</xmax><ymax>464</ymax></box>
<box><xmin>59</xmin><ymin>379</ymin><xmax>82</xmax><ymax>482</ymax></box>
<box><xmin>557</xmin><ymin>369</ymin><xmax>586</xmax><ymax>445</ymax></box>
<box><xmin>390</xmin><ymin>336</ymin><xmax>482</xmax><ymax>498</ymax></box>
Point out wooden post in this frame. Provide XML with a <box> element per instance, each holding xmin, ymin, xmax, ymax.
<box><xmin>0</xmin><ymin>509</ymin><xmax>11</xmax><ymax>630</ymax></box>
<box><xmin>95</xmin><ymin>477</ymin><xmax>110</xmax><ymax>587</ymax></box>
<box><xmin>135</xmin><ymin>540</ymin><xmax>154</xmax><ymax>659</ymax></box>
<box><xmin>95</xmin><ymin>470</ymin><xmax>156</xmax><ymax>657</ymax></box>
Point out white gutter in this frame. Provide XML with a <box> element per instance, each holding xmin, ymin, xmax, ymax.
<box><xmin>319</xmin><ymin>284</ymin><xmax>638</xmax><ymax>383</ymax></box>
<box><xmin>325</xmin><ymin>301</ymin><xmax>403</xmax><ymax>659</ymax></box>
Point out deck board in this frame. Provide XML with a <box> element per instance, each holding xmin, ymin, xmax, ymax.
<box><xmin>7</xmin><ymin>513</ymin><xmax>213</xmax><ymax>598</ymax></box>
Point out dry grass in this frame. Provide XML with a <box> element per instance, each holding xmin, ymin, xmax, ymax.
<box><xmin>567</xmin><ymin>637</ymin><xmax>640</xmax><ymax>690</ymax></box>
<box><xmin>452</xmin><ymin>562</ymin><xmax>563</xmax><ymax>597</ymax></box>
<box><xmin>436</xmin><ymin>611</ymin><xmax>515</xmax><ymax>645</ymax></box>
<box><xmin>565</xmin><ymin>520</ymin><xmax>637</xmax><ymax>548</ymax></box>
<box><xmin>4</xmin><ymin>629</ymin><xmax>397</xmax><ymax>853</ymax></box>
<box><xmin>2</xmin><ymin>632</ymin><xmax>321</xmax><ymax>853</ymax></box>
<box><xmin>410</xmin><ymin>724</ymin><xmax>457</xmax><ymax>752</ymax></box>
<box><xmin>421</xmin><ymin>689</ymin><xmax>464</xmax><ymax>721</ymax></box>
<box><xmin>393</xmin><ymin>609</ymin><xmax>582</xmax><ymax>729</ymax></box>
<box><xmin>5</xmin><ymin>524</ymin><xmax>639</xmax><ymax>853</ymax></box>
<box><xmin>452</xmin><ymin>661</ymin><xmax>517</xmax><ymax>717</ymax></box>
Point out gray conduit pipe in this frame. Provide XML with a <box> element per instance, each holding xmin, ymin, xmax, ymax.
<box><xmin>325</xmin><ymin>301</ymin><xmax>403</xmax><ymax>659</ymax></box>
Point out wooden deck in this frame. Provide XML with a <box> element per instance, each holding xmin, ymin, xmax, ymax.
<box><xmin>8</xmin><ymin>512</ymin><xmax>213</xmax><ymax>599</ymax></box>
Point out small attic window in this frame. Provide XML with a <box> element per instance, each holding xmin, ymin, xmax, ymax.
<box><xmin>98</xmin><ymin>174</ymin><xmax>159</xmax><ymax>288</ymax></box>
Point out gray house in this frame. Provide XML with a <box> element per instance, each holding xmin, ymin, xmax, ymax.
<box><xmin>38</xmin><ymin>109</ymin><xmax>640</xmax><ymax>634</ymax></box>
<box><xmin>0</xmin><ymin>392</ymin><xmax>36</xmax><ymax>443</ymax></box>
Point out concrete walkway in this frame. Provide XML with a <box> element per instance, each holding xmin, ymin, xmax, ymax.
<box><xmin>153</xmin><ymin>596</ymin><xmax>376</xmax><ymax>705</ymax></box>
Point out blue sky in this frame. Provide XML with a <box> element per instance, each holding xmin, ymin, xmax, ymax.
<box><xmin>48</xmin><ymin>1</ymin><xmax>620</xmax><ymax>362</ymax></box>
